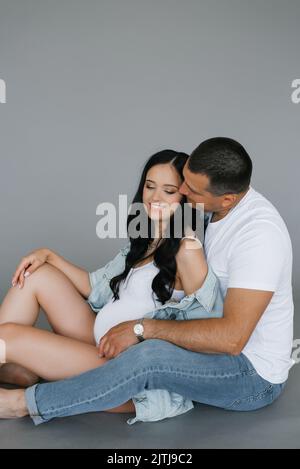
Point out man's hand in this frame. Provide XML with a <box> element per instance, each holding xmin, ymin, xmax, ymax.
<box><xmin>98</xmin><ymin>320</ymin><xmax>140</xmax><ymax>359</ymax></box>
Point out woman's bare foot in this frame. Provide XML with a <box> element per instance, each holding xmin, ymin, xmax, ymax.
<box><xmin>0</xmin><ymin>388</ymin><xmax>28</xmax><ymax>419</ymax></box>
<box><xmin>0</xmin><ymin>364</ymin><xmax>39</xmax><ymax>387</ymax></box>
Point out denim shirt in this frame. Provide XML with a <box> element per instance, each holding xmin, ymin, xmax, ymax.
<box><xmin>87</xmin><ymin>243</ymin><xmax>224</xmax><ymax>424</ymax></box>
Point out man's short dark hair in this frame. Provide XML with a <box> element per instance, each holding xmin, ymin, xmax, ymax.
<box><xmin>188</xmin><ymin>137</ymin><xmax>253</xmax><ymax>196</ymax></box>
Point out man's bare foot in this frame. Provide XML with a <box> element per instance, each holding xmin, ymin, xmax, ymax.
<box><xmin>0</xmin><ymin>364</ymin><xmax>39</xmax><ymax>387</ymax></box>
<box><xmin>0</xmin><ymin>388</ymin><xmax>28</xmax><ymax>419</ymax></box>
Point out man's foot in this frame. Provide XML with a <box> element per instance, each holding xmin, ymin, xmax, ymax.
<box><xmin>0</xmin><ymin>388</ymin><xmax>28</xmax><ymax>419</ymax></box>
<box><xmin>0</xmin><ymin>364</ymin><xmax>39</xmax><ymax>387</ymax></box>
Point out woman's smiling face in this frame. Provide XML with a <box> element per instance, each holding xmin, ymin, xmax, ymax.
<box><xmin>143</xmin><ymin>163</ymin><xmax>183</xmax><ymax>221</ymax></box>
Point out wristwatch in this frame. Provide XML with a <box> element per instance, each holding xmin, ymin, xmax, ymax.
<box><xmin>133</xmin><ymin>318</ymin><xmax>145</xmax><ymax>342</ymax></box>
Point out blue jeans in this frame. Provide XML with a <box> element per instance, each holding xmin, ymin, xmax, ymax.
<box><xmin>25</xmin><ymin>339</ymin><xmax>286</xmax><ymax>425</ymax></box>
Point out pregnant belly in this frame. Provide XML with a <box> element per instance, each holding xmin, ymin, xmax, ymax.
<box><xmin>93</xmin><ymin>297</ymin><xmax>157</xmax><ymax>344</ymax></box>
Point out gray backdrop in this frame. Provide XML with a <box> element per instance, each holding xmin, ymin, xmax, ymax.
<box><xmin>0</xmin><ymin>0</ymin><xmax>300</xmax><ymax>450</ymax></box>
<box><xmin>1</xmin><ymin>0</ymin><xmax>299</xmax><ymax>306</ymax></box>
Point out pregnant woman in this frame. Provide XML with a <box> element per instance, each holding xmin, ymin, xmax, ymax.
<box><xmin>0</xmin><ymin>149</ymin><xmax>221</xmax><ymax>423</ymax></box>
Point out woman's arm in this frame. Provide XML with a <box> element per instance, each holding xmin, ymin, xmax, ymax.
<box><xmin>175</xmin><ymin>238</ymin><xmax>208</xmax><ymax>295</ymax></box>
<box><xmin>47</xmin><ymin>250</ymin><xmax>91</xmax><ymax>299</ymax></box>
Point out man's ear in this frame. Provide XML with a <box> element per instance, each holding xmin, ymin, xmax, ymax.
<box><xmin>221</xmin><ymin>193</ymin><xmax>238</xmax><ymax>209</ymax></box>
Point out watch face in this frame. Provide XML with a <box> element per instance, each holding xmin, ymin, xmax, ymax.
<box><xmin>134</xmin><ymin>324</ymin><xmax>144</xmax><ymax>336</ymax></box>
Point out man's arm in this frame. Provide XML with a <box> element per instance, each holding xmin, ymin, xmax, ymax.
<box><xmin>143</xmin><ymin>221</ymin><xmax>285</xmax><ymax>355</ymax></box>
<box><xmin>143</xmin><ymin>288</ymin><xmax>274</xmax><ymax>355</ymax></box>
<box><xmin>98</xmin><ymin>287</ymin><xmax>274</xmax><ymax>359</ymax></box>
<box><xmin>99</xmin><ymin>221</ymin><xmax>284</xmax><ymax>359</ymax></box>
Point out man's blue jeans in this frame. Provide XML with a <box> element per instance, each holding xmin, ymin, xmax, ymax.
<box><xmin>25</xmin><ymin>339</ymin><xmax>286</xmax><ymax>425</ymax></box>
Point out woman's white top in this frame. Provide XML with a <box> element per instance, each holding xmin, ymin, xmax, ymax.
<box><xmin>94</xmin><ymin>261</ymin><xmax>185</xmax><ymax>344</ymax></box>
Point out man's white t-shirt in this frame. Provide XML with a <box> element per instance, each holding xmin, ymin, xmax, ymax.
<box><xmin>204</xmin><ymin>186</ymin><xmax>294</xmax><ymax>384</ymax></box>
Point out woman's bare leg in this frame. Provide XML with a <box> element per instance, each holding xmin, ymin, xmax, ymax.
<box><xmin>0</xmin><ymin>263</ymin><xmax>95</xmax><ymax>386</ymax></box>
<box><xmin>1</xmin><ymin>322</ymin><xmax>106</xmax><ymax>380</ymax></box>
<box><xmin>0</xmin><ymin>322</ymin><xmax>135</xmax><ymax>414</ymax></box>
<box><xmin>0</xmin><ymin>264</ymin><xmax>96</xmax><ymax>342</ymax></box>
<box><xmin>0</xmin><ymin>264</ymin><xmax>135</xmax><ymax>414</ymax></box>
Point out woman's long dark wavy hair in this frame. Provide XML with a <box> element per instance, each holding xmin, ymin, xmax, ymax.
<box><xmin>110</xmin><ymin>149</ymin><xmax>192</xmax><ymax>305</ymax></box>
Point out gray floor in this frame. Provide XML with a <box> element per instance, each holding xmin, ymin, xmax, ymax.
<box><xmin>1</xmin><ymin>300</ymin><xmax>299</xmax><ymax>449</ymax></box>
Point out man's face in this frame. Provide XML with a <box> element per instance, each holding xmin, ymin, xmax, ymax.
<box><xmin>179</xmin><ymin>163</ymin><xmax>223</xmax><ymax>212</ymax></box>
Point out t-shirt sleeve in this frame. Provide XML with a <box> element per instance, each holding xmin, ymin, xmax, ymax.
<box><xmin>227</xmin><ymin>221</ymin><xmax>287</xmax><ymax>292</ymax></box>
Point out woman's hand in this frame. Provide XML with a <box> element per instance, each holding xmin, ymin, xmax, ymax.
<box><xmin>11</xmin><ymin>248</ymin><xmax>51</xmax><ymax>289</ymax></box>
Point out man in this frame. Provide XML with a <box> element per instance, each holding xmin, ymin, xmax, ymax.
<box><xmin>0</xmin><ymin>137</ymin><xmax>294</xmax><ymax>423</ymax></box>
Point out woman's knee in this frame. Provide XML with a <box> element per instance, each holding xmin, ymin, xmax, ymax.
<box><xmin>0</xmin><ymin>323</ymin><xmax>31</xmax><ymax>365</ymax></box>
<box><xmin>22</xmin><ymin>264</ymin><xmax>61</xmax><ymax>294</ymax></box>
<box><xmin>25</xmin><ymin>263</ymin><xmax>58</xmax><ymax>281</ymax></box>
<box><xmin>0</xmin><ymin>322</ymin><xmax>21</xmax><ymax>341</ymax></box>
